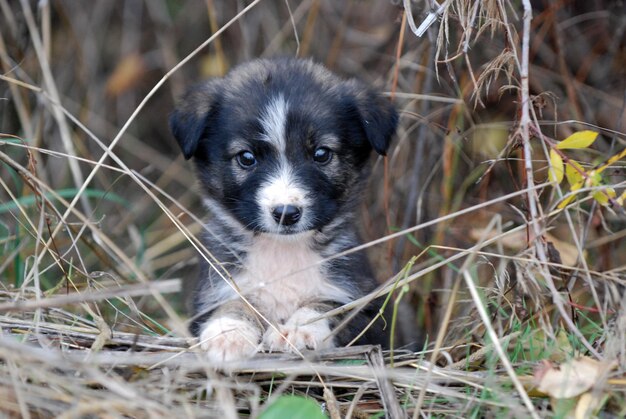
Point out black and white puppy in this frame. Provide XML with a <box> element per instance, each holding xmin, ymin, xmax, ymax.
<box><xmin>170</xmin><ymin>57</ymin><xmax>398</xmax><ymax>363</ymax></box>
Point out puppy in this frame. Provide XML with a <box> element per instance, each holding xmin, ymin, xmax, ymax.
<box><xmin>170</xmin><ymin>58</ymin><xmax>398</xmax><ymax>363</ymax></box>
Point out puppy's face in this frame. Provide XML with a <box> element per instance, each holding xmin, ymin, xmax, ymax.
<box><xmin>170</xmin><ymin>58</ymin><xmax>397</xmax><ymax>236</ymax></box>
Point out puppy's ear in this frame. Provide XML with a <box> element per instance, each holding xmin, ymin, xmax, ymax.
<box><xmin>344</xmin><ymin>80</ymin><xmax>398</xmax><ymax>156</ymax></box>
<box><xmin>169</xmin><ymin>80</ymin><xmax>222</xmax><ymax>160</ymax></box>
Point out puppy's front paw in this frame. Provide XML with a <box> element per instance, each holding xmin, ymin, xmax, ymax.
<box><xmin>198</xmin><ymin>316</ymin><xmax>261</xmax><ymax>363</ymax></box>
<box><xmin>262</xmin><ymin>308</ymin><xmax>334</xmax><ymax>353</ymax></box>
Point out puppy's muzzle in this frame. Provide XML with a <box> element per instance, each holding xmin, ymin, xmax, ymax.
<box><xmin>271</xmin><ymin>205</ymin><xmax>301</xmax><ymax>226</ymax></box>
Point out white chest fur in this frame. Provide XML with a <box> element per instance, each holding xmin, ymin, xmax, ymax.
<box><xmin>232</xmin><ymin>234</ymin><xmax>352</xmax><ymax>322</ymax></box>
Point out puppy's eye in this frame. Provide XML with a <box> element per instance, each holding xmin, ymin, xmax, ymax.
<box><xmin>236</xmin><ymin>151</ymin><xmax>257</xmax><ymax>168</ymax></box>
<box><xmin>313</xmin><ymin>147</ymin><xmax>332</xmax><ymax>164</ymax></box>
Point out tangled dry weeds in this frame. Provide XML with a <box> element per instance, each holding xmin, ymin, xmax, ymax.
<box><xmin>1</xmin><ymin>0</ymin><xmax>625</xmax><ymax>417</ymax></box>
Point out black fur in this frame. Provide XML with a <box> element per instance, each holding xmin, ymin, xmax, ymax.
<box><xmin>170</xmin><ymin>58</ymin><xmax>403</xmax><ymax>359</ymax></box>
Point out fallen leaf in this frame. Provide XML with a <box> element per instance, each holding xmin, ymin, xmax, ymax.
<box><xmin>574</xmin><ymin>392</ymin><xmax>608</xmax><ymax>419</ymax></box>
<box><xmin>534</xmin><ymin>357</ymin><xmax>615</xmax><ymax>399</ymax></box>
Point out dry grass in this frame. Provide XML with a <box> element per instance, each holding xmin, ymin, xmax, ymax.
<box><xmin>1</xmin><ymin>0</ymin><xmax>625</xmax><ymax>417</ymax></box>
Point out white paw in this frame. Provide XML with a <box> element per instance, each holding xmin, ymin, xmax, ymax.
<box><xmin>198</xmin><ymin>317</ymin><xmax>261</xmax><ymax>363</ymax></box>
<box><xmin>262</xmin><ymin>308</ymin><xmax>334</xmax><ymax>353</ymax></box>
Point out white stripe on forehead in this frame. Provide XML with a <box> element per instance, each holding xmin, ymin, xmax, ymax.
<box><xmin>259</xmin><ymin>95</ymin><xmax>289</xmax><ymax>152</ymax></box>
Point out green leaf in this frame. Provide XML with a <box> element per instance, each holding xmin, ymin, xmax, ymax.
<box><xmin>588</xmin><ymin>170</ymin><xmax>603</xmax><ymax>186</ymax></box>
<box><xmin>548</xmin><ymin>149</ymin><xmax>564</xmax><ymax>183</ymax></box>
<box><xmin>555</xmin><ymin>131</ymin><xmax>598</xmax><ymax>150</ymax></box>
<box><xmin>260</xmin><ymin>396</ymin><xmax>327</xmax><ymax>419</ymax></box>
<box><xmin>592</xmin><ymin>187</ymin><xmax>616</xmax><ymax>206</ymax></box>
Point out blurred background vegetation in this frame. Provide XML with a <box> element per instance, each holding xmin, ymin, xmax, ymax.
<box><xmin>1</xmin><ymin>0</ymin><xmax>626</xmax><ymax>416</ymax></box>
<box><xmin>0</xmin><ymin>0</ymin><xmax>625</xmax><ymax>386</ymax></box>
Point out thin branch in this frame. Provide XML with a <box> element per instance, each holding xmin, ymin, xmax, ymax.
<box><xmin>517</xmin><ymin>0</ymin><xmax>601</xmax><ymax>358</ymax></box>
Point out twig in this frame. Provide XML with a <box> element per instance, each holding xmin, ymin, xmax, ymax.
<box><xmin>323</xmin><ymin>388</ymin><xmax>341</xmax><ymax>419</ymax></box>
<box><xmin>412</xmin><ymin>276</ymin><xmax>461</xmax><ymax>418</ymax></box>
<box><xmin>318</xmin><ymin>182</ymin><xmax>550</xmax><ymax>272</ymax></box>
<box><xmin>448</xmin><ymin>331</ymin><xmax>523</xmax><ymax>370</ymax></box>
<box><xmin>18</xmin><ymin>0</ymin><xmax>92</xmax><ymax>216</ymax></box>
<box><xmin>515</xmin><ymin>0</ymin><xmax>601</xmax><ymax>358</ymax></box>
<box><xmin>0</xmin><ymin>279</ymin><xmax>180</xmax><ymax>313</ymax></box>
<box><xmin>404</xmin><ymin>0</ymin><xmax>451</xmax><ymax>38</ymax></box>
<box><xmin>366</xmin><ymin>346</ymin><xmax>404</xmax><ymax>419</ymax></box>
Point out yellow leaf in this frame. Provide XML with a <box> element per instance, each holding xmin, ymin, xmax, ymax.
<box><xmin>556</xmin><ymin>131</ymin><xmax>598</xmax><ymax>150</ymax></box>
<box><xmin>557</xmin><ymin>180</ymin><xmax>583</xmax><ymax>209</ymax></box>
<box><xmin>592</xmin><ymin>187</ymin><xmax>616</xmax><ymax>206</ymax></box>
<box><xmin>593</xmin><ymin>192</ymin><xmax>608</xmax><ymax>206</ymax></box>
<box><xmin>549</xmin><ymin>149</ymin><xmax>564</xmax><ymax>183</ymax></box>
<box><xmin>617</xmin><ymin>190</ymin><xmax>626</xmax><ymax>206</ymax></box>
<box><xmin>596</xmin><ymin>146</ymin><xmax>626</xmax><ymax>175</ymax></box>
<box><xmin>565</xmin><ymin>160</ymin><xmax>584</xmax><ymax>186</ymax></box>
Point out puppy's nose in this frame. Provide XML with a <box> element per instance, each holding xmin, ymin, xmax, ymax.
<box><xmin>271</xmin><ymin>205</ymin><xmax>301</xmax><ymax>226</ymax></box>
